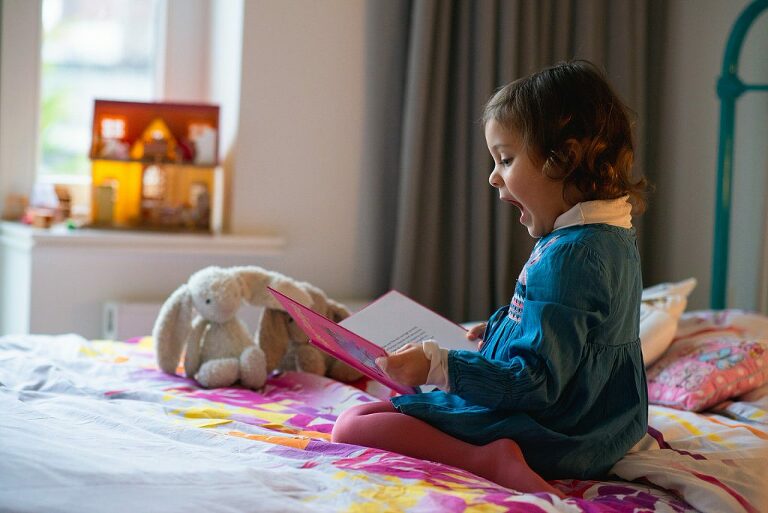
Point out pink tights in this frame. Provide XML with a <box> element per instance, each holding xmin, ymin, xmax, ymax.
<box><xmin>331</xmin><ymin>401</ymin><xmax>564</xmax><ymax>498</ymax></box>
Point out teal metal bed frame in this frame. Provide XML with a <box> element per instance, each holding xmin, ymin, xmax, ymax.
<box><xmin>711</xmin><ymin>0</ymin><xmax>768</xmax><ymax>309</ymax></box>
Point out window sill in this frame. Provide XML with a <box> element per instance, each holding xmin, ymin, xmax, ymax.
<box><xmin>0</xmin><ymin>221</ymin><xmax>285</xmax><ymax>256</ymax></box>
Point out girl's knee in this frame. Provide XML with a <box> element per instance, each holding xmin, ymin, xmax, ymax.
<box><xmin>331</xmin><ymin>401</ymin><xmax>394</xmax><ymax>444</ymax></box>
<box><xmin>331</xmin><ymin>406</ymin><xmax>362</xmax><ymax>444</ymax></box>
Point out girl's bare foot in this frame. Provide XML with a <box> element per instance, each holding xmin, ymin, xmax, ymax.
<box><xmin>479</xmin><ymin>439</ymin><xmax>565</xmax><ymax>498</ymax></box>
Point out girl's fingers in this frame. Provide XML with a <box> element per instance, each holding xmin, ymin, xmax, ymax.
<box><xmin>377</xmin><ymin>349</ymin><xmax>410</xmax><ymax>375</ymax></box>
<box><xmin>466</xmin><ymin>323</ymin><xmax>486</xmax><ymax>340</ymax></box>
<box><xmin>378</xmin><ymin>345</ymin><xmax>430</xmax><ymax>386</ymax></box>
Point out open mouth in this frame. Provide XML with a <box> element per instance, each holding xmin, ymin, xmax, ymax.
<box><xmin>502</xmin><ymin>197</ymin><xmax>522</xmax><ymax>211</ymax></box>
<box><xmin>501</xmin><ymin>196</ymin><xmax>527</xmax><ymax>225</ymax></box>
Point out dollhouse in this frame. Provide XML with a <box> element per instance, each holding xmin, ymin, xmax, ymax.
<box><xmin>89</xmin><ymin>100</ymin><xmax>220</xmax><ymax>232</ymax></box>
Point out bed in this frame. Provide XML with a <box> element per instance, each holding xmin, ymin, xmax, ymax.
<box><xmin>3</xmin><ymin>3</ymin><xmax>768</xmax><ymax>513</ymax></box>
<box><xmin>1</xmin><ymin>314</ymin><xmax>767</xmax><ymax>513</ymax></box>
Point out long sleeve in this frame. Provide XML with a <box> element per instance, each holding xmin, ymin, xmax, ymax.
<box><xmin>447</xmin><ymin>241</ymin><xmax>611</xmax><ymax>410</ymax></box>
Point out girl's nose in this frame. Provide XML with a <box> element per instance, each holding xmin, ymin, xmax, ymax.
<box><xmin>488</xmin><ymin>168</ymin><xmax>502</xmax><ymax>188</ymax></box>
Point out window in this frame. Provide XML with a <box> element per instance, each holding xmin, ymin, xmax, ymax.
<box><xmin>39</xmin><ymin>0</ymin><xmax>164</xmax><ymax>181</ymax></box>
<box><xmin>1</xmin><ymin>0</ymin><xmax>234</xmax><ymax>226</ymax></box>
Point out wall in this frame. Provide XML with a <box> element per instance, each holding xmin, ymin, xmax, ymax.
<box><xmin>729</xmin><ymin>5</ymin><xmax>768</xmax><ymax>312</ymax></box>
<box><xmin>646</xmin><ymin>0</ymin><xmax>768</xmax><ymax>311</ymax></box>
<box><xmin>232</xmin><ymin>0</ymin><xmax>369</xmax><ymax>300</ymax></box>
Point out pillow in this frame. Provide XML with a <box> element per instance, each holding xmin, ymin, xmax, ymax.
<box><xmin>676</xmin><ymin>309</ymin><xmax>768</xmax><ymax>340</ymax></box>
<box><xmin>647</xmin><ymin>336</ymin><xmax>768</xmax><ymax>411</ymax></box>
<box><xmin>641</xmin><ymin>277</ymin><xmax>698</xmax><ymax>303</ymax></box>
<box><xmin>640</xmin><ymin>297</ymin><xmax>685</xmax><ymax>367</ymax></box>
<box><xmin>639</xmin><ymin>278</ymin><xmax>697</xmax><ymax>367</ymax></box>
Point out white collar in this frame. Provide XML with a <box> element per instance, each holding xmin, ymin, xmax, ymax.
<box><xmin>553</xmin><ymin>195</ymin><xmax>632</xmax><ymax>231</ymax></box>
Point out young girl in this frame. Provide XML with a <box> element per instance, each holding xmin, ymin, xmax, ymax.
<box><xmin>332</xmin><ymin>60</ymin><xmax>648</xmax><ymax>497</ymax></box>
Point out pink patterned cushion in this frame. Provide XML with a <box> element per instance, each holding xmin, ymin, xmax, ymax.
<box><xmin>647</xmin><ymin>336</ymin><xmax>768</xmax><ymax>412</ymax></box>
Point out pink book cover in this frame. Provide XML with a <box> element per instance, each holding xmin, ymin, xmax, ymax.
<box><xmin>267</xmin><ymin>287</ymin><xmax>419</xmax><ymax>395</ymax></box>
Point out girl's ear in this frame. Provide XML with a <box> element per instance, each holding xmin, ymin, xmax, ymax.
<box><xmin>152</xmin><ymin>284</ymin><xmax>194</xmax><ymax>374</ymax></box>
<box><xmin>545</xmin><ymin>138</ymin><xmax>582</xmax><ymax>178</ymax></box>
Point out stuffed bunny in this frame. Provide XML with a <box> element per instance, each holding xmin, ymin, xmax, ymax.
<box><xmin>258</xmin><ymin>281</ymin><xmax>363</xmax><ymax>383</ymax></box>
<box><xmin>153</xmin><ymin>265</ymin><xmax>312</xmax><ymax>389</ymax></box>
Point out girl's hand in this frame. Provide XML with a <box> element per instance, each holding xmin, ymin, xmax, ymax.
<box><xmin>466</xmin><ymin>322</ymin><xmax>487</xmax><ymax>349</ymax></box>
<box><xmin>376</xmin><ymin>344</ymin><xmax>430</xmax><ymax>387</ymax></box>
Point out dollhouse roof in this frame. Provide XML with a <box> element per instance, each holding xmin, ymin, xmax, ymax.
<box><xmin>90</xmin><ymin>100</ymin><xmax>219</xmax><ymax>165</ymax></box>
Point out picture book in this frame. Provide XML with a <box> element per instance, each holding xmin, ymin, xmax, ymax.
<box><xmin>267</xmin><ymin>287</ymin><xmax>476</xmax><ymax>394</ymax></box>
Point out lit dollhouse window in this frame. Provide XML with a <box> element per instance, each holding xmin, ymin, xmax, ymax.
<box><xmin>142</xmin><ymin>165</ymin><xmax>166</xmax><ymax>200</ymax></box>
<box><xmin>101</xmin><ymin>118</ymin><xmax>126</xmax><ymax>140</ymax></box>
<box><xmin>188</xmin><ymin>123</ymin><xmax>213</xmax><ymax>140</ymax></box>
<box><xmin>39</xmin><ymin>0</ymin><xmax>163</xmax><ymax>179</ymax></box>
<box><xmin>188</xmin><ymin>123</ymin><xmax>217</xmax><ymax>165</ymax></box>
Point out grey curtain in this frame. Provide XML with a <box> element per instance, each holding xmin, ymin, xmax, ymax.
<box><xmin>364</xmin><ymin>0</ymin><xmax>662</xmax><ymax>322</ymax></box>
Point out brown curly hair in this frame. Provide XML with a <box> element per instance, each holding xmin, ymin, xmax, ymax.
<box><xmin>483</xmin><ymin>60</ymin><xmax>648</xmax><ymax>213</ymax></box>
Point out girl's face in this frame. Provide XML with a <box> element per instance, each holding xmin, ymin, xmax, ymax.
<box><xmin>485</xmin><ymin>119</ymin><xmax>570</xmax><ymax>238</ymax></box>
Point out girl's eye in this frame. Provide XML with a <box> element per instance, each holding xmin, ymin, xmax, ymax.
<box><xmin>500</xmin><ymin>158</ymin><xmax>513</xmax><ymax>166</ymax></box>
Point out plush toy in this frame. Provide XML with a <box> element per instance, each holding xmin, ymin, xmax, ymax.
<box><xmin>258</xmin><ymin>281</ymin><xmax>364</xmax><ymax>383</ymax></box>
<box><xmin>152</xmin><ymin>265</ymin><xmax>312</xmax><ymax>389</ymax></box>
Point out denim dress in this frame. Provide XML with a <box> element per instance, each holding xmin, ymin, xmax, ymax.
<box><xmin>391</xmin><ymin>224</ymin><xmax>648</xmax><ymax>480</ymax></box>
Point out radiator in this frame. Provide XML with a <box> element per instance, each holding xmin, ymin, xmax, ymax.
<box><xmin>103</xmin><ymin>302</ymin><xmax>162</xmax><ymax>340</ymax></box>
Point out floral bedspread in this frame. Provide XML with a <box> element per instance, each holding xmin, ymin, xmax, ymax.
<box><xmin>1</xmin><ymin>333</ymin><xmax>765</xmax><ymax>513</ymax></box>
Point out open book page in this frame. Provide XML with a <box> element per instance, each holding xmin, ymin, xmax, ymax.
<box><xmin>339</xmin><ymin>290</ymin><xmax>476</xmax><ymax>393</ymax></box>
<box><xmin>267</xmin><ymin>287</ymin><xmax>418</xmax><ymax>395</ymax></box>
<box><xmin>339</xmin><ymin>290</ymin><xmax>475</xmax><ymax>353</ymax></box>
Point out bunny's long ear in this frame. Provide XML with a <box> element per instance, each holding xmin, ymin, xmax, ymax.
<box><xmin>235</xmin><ymin>266</ymin><xmax>312</xmax><ymax>309</ymax></box>
<box><xmin>257</xmin><ymin>309</ymin><xmax>291</xmax><ymax>373</ymax></box>
<box><xmin>152</xmin><ymin>284</ymin><xmax>194</xmax><ymax>374</ymax></box>
<box><xmin>301</xmin><ymin>282</ymin><xmax>348</xmax><ymax>321</ymax></box>
<box><xmin>269</xmin><ymin>275</ymin><xmax>313</xmax><ymax>309</ymax></box>
<box><xmin>326</xmin><ymin>298</ymin><xmax>351</xmax><ymax>323</ymax></box>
